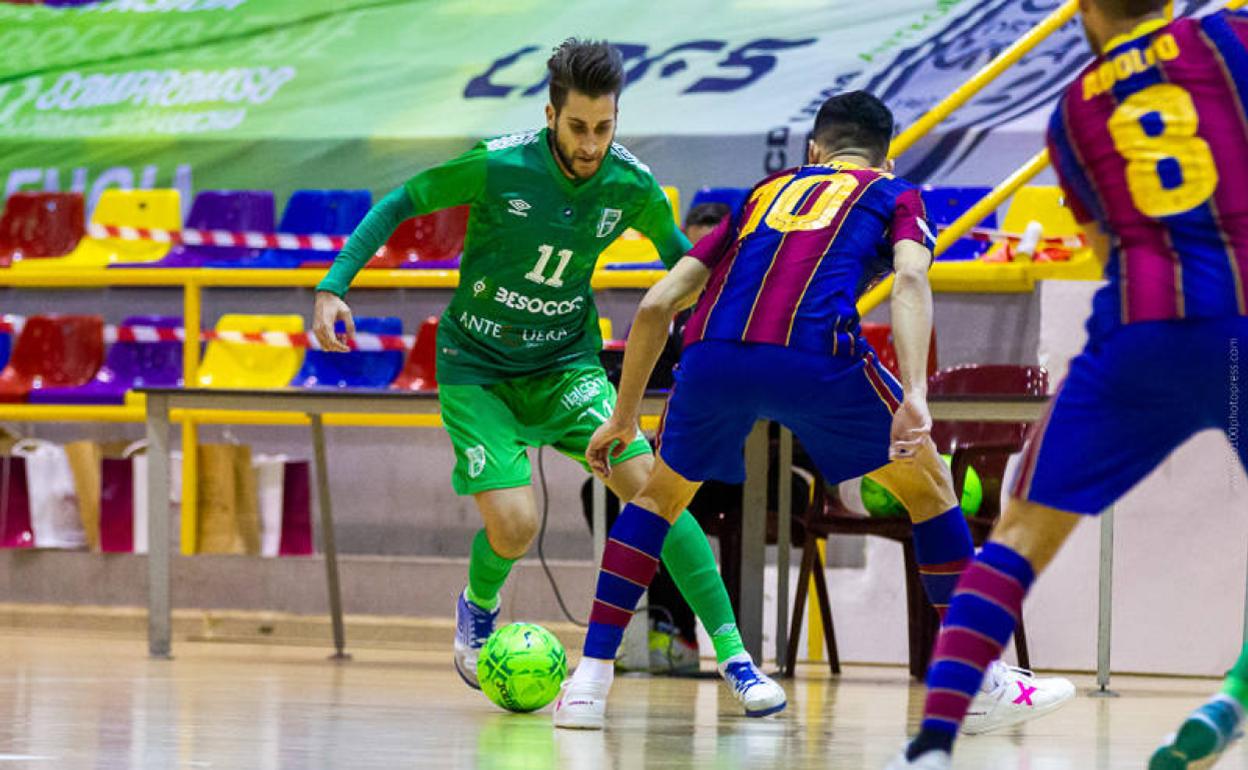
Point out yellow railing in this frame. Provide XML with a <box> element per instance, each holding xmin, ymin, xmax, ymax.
<box><xmin>887</xmin><ymin>2</ymin><xmax>1079</xmax><ymax>159</ymax></box>
<box><xmin>866</xmin><ymin>0</ymin><xmax>1248</xmax><ymax>322</ymax></box>
<box><xmin>851</xmin><ymin>2</ymin><xmax>1084</xmax><ymax>319</ymax></box>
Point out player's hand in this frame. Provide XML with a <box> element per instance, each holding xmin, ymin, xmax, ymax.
<box><xmin>587</xmin><ymin>418</ymin><xmax>636</xmax><ymax>478</ymax></box>
<box><xmin>313</xmin><ymin>291</ymin><xmax>355</xmax><ymax>353</ymax></box>
<box><xmin>890</xmin><ymin>394</ymin><xmax>932</xmax><ymax>462</ymax></box>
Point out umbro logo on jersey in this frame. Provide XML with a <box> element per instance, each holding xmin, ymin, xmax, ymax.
<box><xmin>508</xmin><ymin>198</ymin><xmax>532</xmax><ymax>217</ymax></box>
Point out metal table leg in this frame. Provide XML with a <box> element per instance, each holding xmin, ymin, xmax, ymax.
<box><xmin>774</xmin><ymin>428</ymin><xmax>792</xmax><ymax>671</ymax></box>
<box><xmin>740</xmin><ymin>421</ymin><xmax>768</xmax><ymax>661</ymax></box>
<box><xmin>310</xmin><ymin>414</ymin><xmax>350</xmax><ymax>661</ymax></box>
<box><xmin>1091</xmin><ymin>506</ymin><xmax>1117</xmax><ymax>697</ymax></box>
<box><xmin>146</xmin><ymin>394</ymin><xmax>173</xmax><ymax>659</ymax></box>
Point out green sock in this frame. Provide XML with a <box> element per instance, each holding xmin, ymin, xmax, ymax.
<box><xmin>1221</xmin><ymin>644</ymin><xmax>1248</xmax><ymax>707</ymax></box>
<box><xmin>661</xmin><ymin>510</ymin><xmax>746</xmax><ymax>664</ymax></box>
<box><xmin>466</xmin><ymin>529</ymin><xmax>513</xmax><ymax>611</ymax></box>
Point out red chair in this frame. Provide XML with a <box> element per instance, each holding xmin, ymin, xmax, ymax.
<box><xmin>860</xmin><ymin>322</ymin><xmax>938</xmax><ymax>380</ymax></box>
<box><xmin>0</xmin><ymin>193</ymin><xmax>85</xmax><ymax>267</ymax></box>
<box><xmin>785</xmin><ymin>363</ymin><xmax>1044</xmax><ymax>679</ymax></box>
<box><xmin>376</xmin><ymin>207</ymin><xmax>469</xmax><ymax>268</ymax></box>
<box><xmin>930</xmin><ymin>365</ymin><xmax>1049</xmax><ymax>533</ymax></box>
<box><xmin>0</xmin><ymin>316</ymin><xmax>105</xmax><ymax>402</ymax></box>
<box><xmin>391</xmin><ymin>317</ymin><xmax>438</xmax><ymax>391</ymax></box>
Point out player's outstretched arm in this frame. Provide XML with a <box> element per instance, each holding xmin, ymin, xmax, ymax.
<box><xmin>888</xmin><ymin>240</ymin><xmax>935</xmax><ymax>461</ymax></box>
<box><xmin>313</xmin><ymin>143</ymin><xmax>487</xmax><ymax>351</ymax></box>
<box><xmin>316</xmin><ymin>187</ymin><xmax>416</xmax><ymax>299</ymax></box>
<box><xmin>587</xmin><ymin>257</ymin><xmax>709</xmax><ymax>476</ymax></box>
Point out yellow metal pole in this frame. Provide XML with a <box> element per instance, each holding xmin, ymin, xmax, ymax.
<box><xmin>856</xmin><ymin>149</ymin><xmax>1052</xmax><ymax>317</ymax></box>
<box><xmin>806</xmin><ymin>539</ymin><xmax>827</xmax><ymax>663</ymax></box>
<box><xmin>934</xmin><ymin>149</ymin><xmax>1051</xmax><ymax>253</ymax></box>
<box><xmin>888</xmin><ymin>1</ymin><xmax>1078</xmax><ymax>159</ymax></box>
<box><xmin>180</xmin><ymin>280</ymin><xmax>202</xmax><ymax>555</ymax></box>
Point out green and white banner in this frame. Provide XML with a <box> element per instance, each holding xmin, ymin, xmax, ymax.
<box><xmin>0</xmin><ymin>0</ymin><xmax>1221</xmax><ymax>213</ymax></box>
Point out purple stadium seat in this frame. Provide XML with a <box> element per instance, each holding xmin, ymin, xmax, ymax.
<box><xmin>113</xmin><ymin>191</ymin><xmax>275</xmax><ymax>268</ymax></box>
<box><xmin>28</xmin><ymin>316</ymin><xmax>183</xmax><ymax>404</ymax></box>
<box><xmin>215</xmin><ymin>190</ymin><xmax>370</xmax><ymax>269</ymax></box>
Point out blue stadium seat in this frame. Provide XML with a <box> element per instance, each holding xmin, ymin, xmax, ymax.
<box><xmin>921</xmin><ymin>187</ymin><xmax>998</xmax><ymax>261</ymax></box>
<box><xmin>689</xmin><ymin>187</ymin><xmax>749</xmax><ymax>216</ymax></box>
<box><xmin>0</xmin><ymin>329</ymin><xmax>10</xmax><ymax>372</ymax></box>
<box><xmin>213</xmin><ymin>190</ymin><xmax>371</xmax><ymax>269</ymax></box>
<box><xmin>290</xmin><ymin>316</ymin><xmax>405</xmax><ymax>388</ymax></box>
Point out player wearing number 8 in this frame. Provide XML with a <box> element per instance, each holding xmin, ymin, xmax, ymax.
<box><xmin>890</xmin><ymin>3</ymin><xmax>1248</xmax><ymax>768</ymax></box>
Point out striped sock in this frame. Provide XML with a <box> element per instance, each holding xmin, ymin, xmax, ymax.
<box><xmin>909</xmin><ymin>542</ymin><xmax>1035</xmax><ymax>759</ymax></box>
<box><xmin>583</xmin><ymin>503</ymin><xmax>671</xmax><ymax>661</ymax></box>
<box><xmin>912</xmin><ymin>506</ymin><xmax>974</xmax><ymax>621</ymax></box>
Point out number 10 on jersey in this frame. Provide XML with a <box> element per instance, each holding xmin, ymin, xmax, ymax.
<box><xmin>527</xmin><ymin>245</ymin><xmax>574</xmax><ymax>288</ymax></box>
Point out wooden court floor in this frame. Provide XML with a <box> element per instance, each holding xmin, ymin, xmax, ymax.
<box><xmin>0</xmin><ymin>630</ymin><xmax>1239</xmax><ymax>769</ymax></box>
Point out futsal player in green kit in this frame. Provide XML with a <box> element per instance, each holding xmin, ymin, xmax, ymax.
<box><xmin>312</xmin><ymin>39</ymin><xmax>784</xmax><ymax>715</ymax></box>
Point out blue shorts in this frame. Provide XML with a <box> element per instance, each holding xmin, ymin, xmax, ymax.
<box><xmin>1014</xmin><ymin>317</ymin><xmax>1248</xmax><ymax>514</ymax></box>
<box><xmin>657</xmin><ymin>340</ymin><xmax>902</xmax><ymax>484</ymax></box>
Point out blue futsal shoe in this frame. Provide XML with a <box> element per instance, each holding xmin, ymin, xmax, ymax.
<box><xmin>719</xmin><ymin>654</ymin><xmax>787</xmax><ymax>717</ymax></box>
<box><xmin>453</xmin><ymin>589</ymin><xmax>499</xmax><ymax>690</ymax></box>
<box><xmin>1150</xmin><ymin>694</ymin><xmax>1244</xmax><ymax>769</ymax></box>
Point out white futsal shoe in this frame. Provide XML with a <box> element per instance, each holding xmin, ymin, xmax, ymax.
<box><xmin>453</xmin><ymin>589</ymin><xmax>498</xmax><ymax>690</ymax></box>
<box><xmin>719</xmin><ymin>654</ymin><xmax>787</xmax><ymax>717</ymax></box>
<box><xmin>552</xmin><ymin>677</ymin><xmax>609</xmax><ymax>730</ymax></box>
<box><xmin>962</xmin><ymin>661</ymin><xmax>1076</xmax><ymax>734</ymax></box>
<box><xmin>884</xmin><ymin>749</ymin><xmax>951</xmax><ymax>769</ymax></box>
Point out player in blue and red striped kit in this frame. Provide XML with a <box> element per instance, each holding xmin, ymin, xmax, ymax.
<box><xmin>893</xmin><ymin>2</ymin><xmax>1248</xmax><ymax>768</ymax></box>
<box><xmin>552</xmin><ymin>91</ymin><xmax>1074</xmax><ymax>731</ymax></box>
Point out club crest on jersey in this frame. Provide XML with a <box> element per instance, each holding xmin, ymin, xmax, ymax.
<box><xmin>508</xmin><ymin>198</ymin><xmax>531</xmax><ymax>217</ymax></box>
<box><xmin>466</xmin><ymin>445</ymin><xmax>487</xmax><ymax>479</ymax></box>
<box><xmin>597</xmin><ymin>208</ymin><xmax>622</xmax><ymax>238</ymax></box>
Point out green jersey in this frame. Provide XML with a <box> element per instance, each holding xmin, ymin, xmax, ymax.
<box><xmin>318</xmin><ymin>127</ymin><xmax>690</xmax><ymax>385</ymax></box>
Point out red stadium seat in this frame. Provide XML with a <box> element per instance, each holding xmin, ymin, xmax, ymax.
<box><xmin>860</xmin><ymin>322</ymin><xmax>937</xmax><ymax>380</ymax></box>
<box><xmin>0</xmin><ymin>315</ymin><xmax>105</xmax><ymax>402</ymax></box>
<box><xmin>375</xmin><ymin>207</ymin><xmax>469</xmax><ymax>268</ymax></box>
<box><xmin>391</xmin><ymin>316</ymin><xmax>438</xmax><ymax>391</ymax></box>
<box><xmin>0</xmin><ymin>192</ymin><xmax>85</xmax><ymax>267</ymax></box>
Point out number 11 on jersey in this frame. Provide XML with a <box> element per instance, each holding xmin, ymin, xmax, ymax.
<box><xmin>527</xmin><ymin>244</ymin><xmax>574</xmax><ymax>288</ymax></box>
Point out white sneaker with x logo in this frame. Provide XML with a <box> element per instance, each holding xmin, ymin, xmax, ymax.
<box><xmin>962</xmin><ymin>661</ymin><xmax>1075</xmax><ymax>735</ymax></box>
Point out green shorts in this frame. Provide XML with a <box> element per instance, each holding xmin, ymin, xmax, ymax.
<box><xmin>438</xmin><ymin>365</ymin><xmax>652</xmax><ymax>495</ymax></box>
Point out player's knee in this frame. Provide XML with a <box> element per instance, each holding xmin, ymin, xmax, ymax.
<box><xmin>485</xmin><ymin>508</ymin><xmax>540</xmax><ymax>558</ymax></box>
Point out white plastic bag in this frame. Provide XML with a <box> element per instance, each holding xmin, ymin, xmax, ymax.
<box><xmin>12</xmin><ymin>439</ymin><xmax>85</xmax><ymax>549</ymax></box>
<box><xmin>253</xmin><ymin>454</ymin><xmax>288</xmax><ymax>558</ymax></box>
<box><xmin>130</xmin><ymin>443</ymin><xmax>182</xmax><ymax>555</ymax></box>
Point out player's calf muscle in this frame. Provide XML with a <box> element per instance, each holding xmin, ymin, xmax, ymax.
<box><xmin>991</xmin><ymin>499</ymin><xmax>1081</xmax><ymax>573</ymax></box>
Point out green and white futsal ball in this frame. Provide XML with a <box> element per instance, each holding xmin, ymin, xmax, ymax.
<box><xmin>477</xmin><ymin>623</ymin><xmax>567</xmax><ymax>713</ymax></box>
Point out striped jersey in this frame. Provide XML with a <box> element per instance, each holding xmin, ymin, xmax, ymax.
<box><xmin>684</xmin><ymin>162</ymin><xmax>935</xmax><ymax>357</ymax></box>
<box><xmin>1047</xmin><ymin>10</ymin><xmax>1248</xmax><ymax>339</ymax></box>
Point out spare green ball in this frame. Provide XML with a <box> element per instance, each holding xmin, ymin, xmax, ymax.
<box><xmin>860</xmin><ymin>454</ymin><xmax>982</xmax><ymax>517</ymax></box>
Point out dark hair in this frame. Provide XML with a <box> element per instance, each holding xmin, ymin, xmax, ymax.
<box><xmin>1094</xmin><ymin>0</ymin><xmax>1168</xmax><ymax>18</ymax></box>
<box><xmin>812</xmin><ymin>91</ymin><xmax>895</xmax><ymax>166</ymax></box>
<box><xmin>547</xmin><ymin>38</ymin><xmax>625</xmax><ymax>112</ymax></box>
<box><xmin>684</xmin><ymin>202</ymin><xmax>732</xmax><ymax>230</ymax></box>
